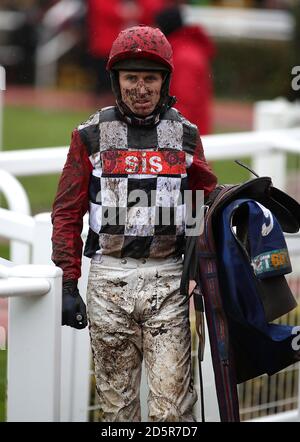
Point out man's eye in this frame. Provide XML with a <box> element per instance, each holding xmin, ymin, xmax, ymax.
<box><xmin>146</xmin><ymin>76</ymin><xmax>159</xmax><ymax>83</ymax></box>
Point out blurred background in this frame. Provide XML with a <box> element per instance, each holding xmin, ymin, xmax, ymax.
<box><xmin>0</xmin><ymin>0</ymin><xmax>300</xmax><ymax>423</ymax></box>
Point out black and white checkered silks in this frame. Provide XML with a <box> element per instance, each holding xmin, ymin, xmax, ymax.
<box><xmin>78</xmin><ymin>107</ymin><xmax>198</xmax><ymax>259</ymax></box>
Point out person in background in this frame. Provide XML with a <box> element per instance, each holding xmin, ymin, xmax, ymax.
<box><xmin>155</xmin><ymin>4</ymin><xmax>216</xmax><ymax>134</ymax></box>
<box><xmin>87</xmin><ymin>0</ymin><xmax>168</xmax><ymax>98</ymax></box>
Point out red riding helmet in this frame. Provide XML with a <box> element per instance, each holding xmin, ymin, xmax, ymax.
<box><xmin>107</xmin><ymin>25</ymin><xmax>174</xmax><ymax>72</ymax></box>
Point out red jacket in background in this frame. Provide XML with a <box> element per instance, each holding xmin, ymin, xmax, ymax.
<box><xmin>139</xmin><ymin>0</ymin><xmax>168</xmax><ymax>28</ymax></box>
<box><xmin>169</xmin><ymin>25</ymin><xmax>216</xmax><ymax>135</ymax></box>
<box><xmin>87</xmin><ymin>0</ymin><xmax>168</xmax><ymax>58</ymax></box>
<box><xmin>87</xmin><ymin>0</ymin><xmax>124</xmax><ymax>57</ymax></box>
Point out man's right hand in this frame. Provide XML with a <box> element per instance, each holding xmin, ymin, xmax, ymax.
<box><xmin>62</xmin><ymin>280</ymin><xmax>88</xmax><ymax>329</ymax></box>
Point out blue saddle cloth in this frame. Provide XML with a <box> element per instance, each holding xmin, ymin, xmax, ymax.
<box><xmin>216</xmin><ymin>198</ymin><xmax>298</xmax><ymax>383</ymax></box>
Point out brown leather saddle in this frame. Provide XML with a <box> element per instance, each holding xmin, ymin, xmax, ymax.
<box><xmin>209</xmin><ymin>176</ymin><xmax>300</xmax><ymax>234</ymax></box>
<box><xmin>181</xmin><ymin>176</ymin><xmax>300</xmax><ymax>320</ymax></box>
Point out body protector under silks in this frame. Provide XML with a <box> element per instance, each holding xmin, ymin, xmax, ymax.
<box><xmin>181</xmin><ymin>176</ymin><xmax>300</xmax><ymax>422</ymax></box>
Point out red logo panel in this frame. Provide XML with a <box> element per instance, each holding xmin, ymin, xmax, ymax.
<box><xmin>101</xmin><ymin>150</ymin><xmax>186</xmax><ymax>175</ymax></box>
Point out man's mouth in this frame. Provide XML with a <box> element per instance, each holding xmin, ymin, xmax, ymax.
<box><xmin>135</xmin><ymin>100</ymin><xmax>150</xmax><ymax>105</ymax></box>
<box><xmin>133</xmin><ymin>102</ymin><xmax>152</xmax><ymax>111</ymax></box>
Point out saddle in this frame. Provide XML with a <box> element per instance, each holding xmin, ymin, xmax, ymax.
<box><xmin>181</xmin><ymin>175</ymin><xmax>300</xmax><ymax>422</ymax></box>
<box><xmin>208</xmin><ymin>176</ymin><xmax>300</xmax><ymax>234</ymax></box>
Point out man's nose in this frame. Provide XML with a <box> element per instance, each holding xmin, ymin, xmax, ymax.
<box><xmin>136</xmin><ymin>81</ymin><xmax>147</xmax><ymax>94</ymax></box>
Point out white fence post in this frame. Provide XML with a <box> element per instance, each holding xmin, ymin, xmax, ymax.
<box><xmin>254</xmin><ymin>99</ymin><xmax>300</xmax><ymax>131</ymax></box>
<box><xmin>253</xmin><ymin>99</ymin><xmax>300</xmax><ymax>190</ymax></box>
<box><xmin>60</xmin><ymin>218</ymin><xmax>90</xmax><ymax>422</ymax></box>
<box><xmin>67</xmin><ymin>254</ymin><xmax>91</xmax><ymax>422</ymax></box>
<box><xmin>252</xmin><ymin>150</ymin><xmax>287</xmax><ymax>190</ymax></box>
<box><xmin>60</xmin><ymin>254</ymin><xmax>90</xmax><ymax>423</ymax></box>
<box><xmin>31</xmin><ymin>213</ymin><xmax>53</xmax><ymax>265</ymax></box>
<box><xmin>5</xmin><ymin>264</ymin><xmax>62</xmax><ymax>422</ymax></box>
<box><xmin>195</xmin><ymin>317</ymin><xmax>220</xmax><ymax>422</ymax></box>
<box><xmin>31</xmin><ymin>213</ymin><xmax>91</xmax><ymax>422</ymax></box>
<box><xmin>253</xmin><ymin>100</ymin><xmax>286</xmax><ymax>190</ymax></box>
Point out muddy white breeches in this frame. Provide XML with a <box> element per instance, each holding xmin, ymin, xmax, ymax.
<box><xmin>86</xmin><ymin>255</ymin><xmax>197</xmax><ymax>422</ymax></box>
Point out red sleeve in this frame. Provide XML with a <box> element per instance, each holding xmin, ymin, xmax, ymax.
<box><xmin>187</xmin><ymin>132</ymin><xmax>217</xmax><ymax>198</ymax></box>
<box><xmin>51</xmin><ymin>130</ymin><xmax>93</xmax><ymax>281</ymax></box>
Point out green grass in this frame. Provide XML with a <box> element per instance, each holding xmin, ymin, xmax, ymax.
<box><xmin>0</xmin><ymin>243</ymin><xmax>9</xmax><ymax>260</ymax></box>
<box><xmin>213</xmin><ymin>158</ymin><xmax>250</xmax><ymax>184</ymax></box>
<box><xmin>3</xmin><ymin>106</ymin><xmax>91</xmax><ymax>214</ymax></box>
<box><xmin>3</xmin><ymin>106</ymin><xmax>91</xmax><ymax>150</ymax></box>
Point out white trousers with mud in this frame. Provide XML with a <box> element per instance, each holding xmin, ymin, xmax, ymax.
<box><xmin>86</xmin><ymin>255</ymin><xmax>197</xmax><ymax>422</ymax></box>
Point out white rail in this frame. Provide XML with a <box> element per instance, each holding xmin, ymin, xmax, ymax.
<box><xmin>0</xmin><ymin>128</ymin><xmax>299</xmax><ymax>171</ymax></box>
<box><xmin>184</xmin><ymin>6</ymin><xmax>294</xmax><ymax>41</ymax></box>
<box><xmin>0</xmin><ymin>277</ymin><xmax>50</xmax><ymax>297</ymax></box>
<box><xmin>0</xmin><ymin>127</ymin><xmax>299</xmax><ymax>191</ymax></box>
<box><xmin>0</xmin><ymin>263</ymin><xmax>62</xmax><ymax>422</ymax></box>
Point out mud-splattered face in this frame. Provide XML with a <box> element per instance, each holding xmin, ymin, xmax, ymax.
<box><xmin>119</xmin><ymin>70</ymin><xmax>163</xmax><ymax>117</ymax></box>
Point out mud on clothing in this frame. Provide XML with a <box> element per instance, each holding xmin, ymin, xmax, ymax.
<box><xmin>51</xmin><ymin>106</ymin><xmax>217</xmax><ymax>281</ymax></box>
<box><xmin>87</xmin><ymin>254</ymin><xmax>197</xmax><ymax>422</ymax></box>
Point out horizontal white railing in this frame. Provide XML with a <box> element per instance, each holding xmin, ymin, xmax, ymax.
<box><xmin>0</xmin><ymin>276</ymin><xmax>50</xmax><ymax>297</ymax></box>
<box><xmin>0</xmin><ymin>127</ymin><xmax>299</xmax><ymax>192</ymax></box>
<box><xmin>184</xmin><ymin>6</ymin><xmax>294</xmax><ymax>41</ymax></box>
<box><xmin>0</xmin><ymin>262</ymin><xmax>62</xmax><ymax>421</ymax></box>
<box><xmin>0</xmin><ymin>208</ymin><xmax>34</xmax><ymax>243</ymax></box>
<box><xmin>6</xmin><ymin>6</ymin><xmax>292</xmax><ymax>41</ymax></box>
<box><xmin>250</xmin><ymin>409</ymin><xmax>300</xmax><ymax>423</ymax></box>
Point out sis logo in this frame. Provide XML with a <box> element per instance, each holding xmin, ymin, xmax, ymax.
<box><xmin>101</xmin><ymin>150</ymin><xmax>186</xmax><ymax>175</ymax></box>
